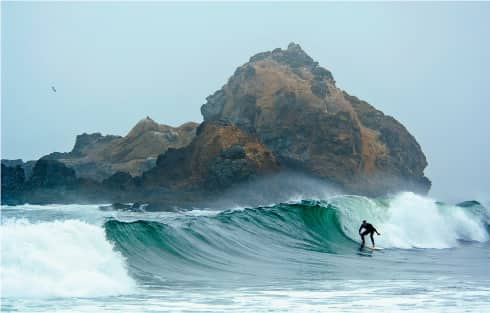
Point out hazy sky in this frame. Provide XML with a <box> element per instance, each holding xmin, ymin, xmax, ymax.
<box><xmin>2</xmin><ymin>2</ymin><xmax>489</xmax><ymax>202</ymax></box>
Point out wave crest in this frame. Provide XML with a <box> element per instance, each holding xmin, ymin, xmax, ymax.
<box><xmin>1</xmin><ymin>219</ymin><xmax>136</xmax><ymax>298</ymax></box>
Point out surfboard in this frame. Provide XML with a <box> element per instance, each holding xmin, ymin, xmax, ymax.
<box><xmin>367</xmin><ymin>246</ymin><xmax>383</xmax><ymax>250</ymax></box>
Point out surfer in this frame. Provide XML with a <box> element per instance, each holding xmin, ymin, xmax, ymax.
<box><xmin>358</xmin><ymin>220</ymin><xmax>380</xmax><ymax>248</ymax></box>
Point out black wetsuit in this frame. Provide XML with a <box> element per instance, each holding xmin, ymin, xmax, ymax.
<box><xmin>359</xmin><ymin>223</ymin><xmax>379</xmax><ymax>248</ymax></box>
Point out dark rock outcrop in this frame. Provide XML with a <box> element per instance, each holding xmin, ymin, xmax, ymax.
<box><xmin>1</xmin><ymin>164</ymin><xmax>26</xmax><ymax>205</ymax></box>
<box><xmin>142</xmin><ymin>120</ymin><xmax>279</xmax><ymax>191</ymax></box>
<box><xmin>1</xmin><ymin>159</ymin><xmax>25</xmax><ymax>168</ymax></box>
<box><xmin>2</xmin><ymin>159</ymin><xmax>36</xmax><ymax>179</ymax></box>
<box><xmin>15</xmin><ymin>160</ymin><xmax>87</xmax><ymax>204</ymax></box>
<box><xmin>456</xmin><ymin>200</ymin><xmax>482</xmax><ymax>208</ymax></box>
<box><xmin>26</xmin><ymin>159</ymin><xmax>78</xmax><ymax>189</ymax></box>
<box><xmin>102</xmin><ymin>171</ymin><xmax>134</xmax><ymax>191</ymax></box>
<box><xmin>201</xmin><ymin>42</ymin><xmax>430</xmax><ymax>195</ymax></box>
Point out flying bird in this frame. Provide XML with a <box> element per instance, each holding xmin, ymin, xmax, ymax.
<box><xmin>51</xmin><ymin>86</ymin><xmax>57</xmax><ymax>93</ymax></box>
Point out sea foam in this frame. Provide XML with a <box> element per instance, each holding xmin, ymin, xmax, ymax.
<box><xmin>336</xmin><ymin>192</ymin><xmax>489</xmax><ymax>249</ymax></box>
<box><xmin>1</xmin><ymin>219</ymin><xmax>136</xmax><ymax>298</ymax></box>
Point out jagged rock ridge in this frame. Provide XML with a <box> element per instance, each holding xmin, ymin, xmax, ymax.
<box><xmin>43</xmin><ymin>117</ymin><xmax>198</xmax><ymax>180</ymax></box>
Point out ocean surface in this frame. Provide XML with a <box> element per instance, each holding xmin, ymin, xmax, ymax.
<box><xmin>1</xmin><ymin>192</ymin><xmax>490</xmax><ymax>312</ymax></box>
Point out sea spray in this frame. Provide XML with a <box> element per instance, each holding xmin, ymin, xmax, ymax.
<box><xmin>334</xmin><ymin>192</ymin><xmax>489</xmax><ymax>249</ymax></box>
<box><xmin>0</xmin><ymin>219</ymin><xmax>136</xmax><ymax>298</ymax></box>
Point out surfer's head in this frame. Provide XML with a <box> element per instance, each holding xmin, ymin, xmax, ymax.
<box><xmin>362</xmin><ymin>220</ymin><xmax>367</xmax><ymax>224</ymax></box>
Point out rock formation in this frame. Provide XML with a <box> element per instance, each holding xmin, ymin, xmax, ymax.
<box><xmin>1</xmin><ymin>164</ymin><xmax>26</xmax><ymax>205</ymax></box>
<box><xmin>142</xmin><ymin>120</ymin><xmax>279</xmax><ymax>191</ymax></box>
<box><xmin>1</xmin><ymin>159</ymin><xmax>36</xmax><ymax>179</ymax></box>
<box><xmin>201</xmin><ymin>43</ymin><xmax>430</xmax><ymax>195</ymax></box>
<box><xmin>42</xmin><ymin>117</ymin><xmax>198</xmax><ymax>181</ymax></box>
<box><xmin>2</xmin><ymin>43</ymin><xmax>431</xmax><ymax>206</ymax></box>
<box><xmin>26</xmin><ymin>159</ymin><xmax>78</xmax><ymax>189</ymax></box>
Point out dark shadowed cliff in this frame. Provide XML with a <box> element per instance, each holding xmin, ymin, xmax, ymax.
<box><xmin>142</xmin><ymin>120</ymin><xmax>279</xmax><ymax>191</ymax></box>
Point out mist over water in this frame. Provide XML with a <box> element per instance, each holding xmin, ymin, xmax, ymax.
<box><xmin>206</xmin><ymin>172</ymin><xmax>342</xmax><ymax>208</ymax></box>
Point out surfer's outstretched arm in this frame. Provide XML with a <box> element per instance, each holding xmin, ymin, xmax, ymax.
<box><xmin>358</xmin><ymin>225</ymin><xmax>364</xmax><ymax>234</ymax></box>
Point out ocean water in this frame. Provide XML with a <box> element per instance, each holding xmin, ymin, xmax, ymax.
<box><xmin>1</xmin><ymin>192</ymin><xmax>489</xmax><ymax>312</ymax></box>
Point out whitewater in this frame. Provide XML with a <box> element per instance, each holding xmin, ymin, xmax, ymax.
<box><xmin>1</xmin><ymin>192</ymin><xmax>489</xmax><ymax>312</ymax></box>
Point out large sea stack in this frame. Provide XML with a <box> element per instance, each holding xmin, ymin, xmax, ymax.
<box><xmin>200</xmin><ymin>43</ymin><xmax>430</xmax><ymax>196</ymax></box>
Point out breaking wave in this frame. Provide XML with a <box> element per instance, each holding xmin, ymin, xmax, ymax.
<box><xmin>1</xmin><ymin>219</ymin><xmax>136</xmax><ymax>298</ymax></box>
<box><xmin>105</xmin><ymin>192</ymin><xmax>489</xmax><ymax>280</ymax></box>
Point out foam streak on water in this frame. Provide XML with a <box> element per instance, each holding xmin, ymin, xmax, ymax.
<box><xmin>3</xmin><ymin>280</ymin><xmax>490</xmax><ymax>313</ymax></box>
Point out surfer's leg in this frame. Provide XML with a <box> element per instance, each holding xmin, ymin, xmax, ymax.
<box><xmin>370</xmin><ymin>232</ymin><xmax>375</xmax><ymax>247</ymax></box>
<box><xmin>360</xmin><ymin>230</ymin><xmax>369</xmax><ymax>248</ymax></box>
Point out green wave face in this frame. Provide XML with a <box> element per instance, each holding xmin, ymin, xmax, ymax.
<box><xmin>104</xmin><ymin>193</ymin><xmax>490</xmax><ymax>283</ymax></box>
<box><xmin>105</xmin><ymin>201</ymin><xmax>356</xmax><ymax>281</ymax></box>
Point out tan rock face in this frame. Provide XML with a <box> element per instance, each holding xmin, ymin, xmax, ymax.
<box><xmin>142</xmin><ymin>121</ymin><xmax>279</xmax><ymax>190</ymax></box>
<box><xmin>44</xmin><ymin>117</ymin><xmax>198</xmax><ymax>181</ymax></box>
<box><xmin>201</xmin><ymin>43</ymin><xmax>430</xmax><ymax>195</ymax></box>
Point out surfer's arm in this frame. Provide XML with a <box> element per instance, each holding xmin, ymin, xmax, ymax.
<box><xmin>374</xmin><ymin>227</ymin><xmax>380</xmax><ymax>235</ymax></box>
<box><xmin>358</xmin><ymin>225</ymin><xmax>364</xmax><ymax>234</ymax></box>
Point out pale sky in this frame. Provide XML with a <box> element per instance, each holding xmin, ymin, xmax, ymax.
<box><xmin>2</xmin><ymin>2</ymin><xmax>490</xmax><ymax>202</ymax></box>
